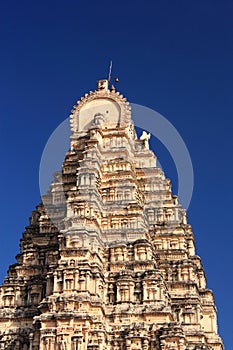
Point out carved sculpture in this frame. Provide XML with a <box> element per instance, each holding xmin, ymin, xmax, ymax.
<box><xmin>0</xmin><ymin>79</ymin><xmax>223</xmax><ymax>349</ymax></box>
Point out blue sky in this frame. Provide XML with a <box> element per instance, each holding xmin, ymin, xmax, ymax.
<box><xmin>0</xmin><ymin>0</ymin><xmax>233</xmax><ymax>347</ymax></box>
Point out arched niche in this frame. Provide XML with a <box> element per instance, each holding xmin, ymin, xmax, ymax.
<box><xmin>77</xmin><ymin>98</ymin><xmax>121</xmax><ymax>132</ymax></box>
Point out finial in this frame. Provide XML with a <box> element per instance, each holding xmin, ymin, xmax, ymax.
<box><xmin>97</xmin><ymin>79</ymin><xmax>109</xmax><ymax>91</ymax></box>
<box><xmin>97</xmin><ymin>61</ymin><xmax>119</xmax><ymax>91</ymax></box>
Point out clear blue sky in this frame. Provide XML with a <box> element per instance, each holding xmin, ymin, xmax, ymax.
<box><xmin>0</xmin><ymin>0</ymin><xmax>232</xmax><ymax>348</ymax></box>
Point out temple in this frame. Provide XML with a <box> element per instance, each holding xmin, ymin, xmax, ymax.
<box><xmin>0</xmin><ymin>80</ymin><xmax>224</xmax><ymax>349</ymax></box>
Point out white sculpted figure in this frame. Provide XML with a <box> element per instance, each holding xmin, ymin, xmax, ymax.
<box><xmin>140</xmin><ymin>131</ymin><xmax>151</xmax><ymax>149</ymax></box>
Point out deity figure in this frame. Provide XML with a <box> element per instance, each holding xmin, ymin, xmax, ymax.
<box><xmin>140</xmin><ymin>131</ymin><xmax>151</xmax><ymax>149</ymax></box>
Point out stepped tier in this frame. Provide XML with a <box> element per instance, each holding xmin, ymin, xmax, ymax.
<box><xmin>0</xmin><ymin>80</ymin><xmax>223</xmax><ymax>350</ymax></box>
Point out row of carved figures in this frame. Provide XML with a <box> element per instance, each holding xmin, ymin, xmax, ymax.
<box><xmin>50</xmin><ymin>271</ymin><xmax>168</xmax><ymax>305</ymax></box>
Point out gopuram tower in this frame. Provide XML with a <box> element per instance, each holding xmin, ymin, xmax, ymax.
<box><xmin>0</xmin><ymin>79</ymin><xmax>224</xmax><ymax>350</ymax></box>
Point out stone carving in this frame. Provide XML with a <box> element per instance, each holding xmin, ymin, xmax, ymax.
<box><xmin>140</xmin><ymin>131</ymin><xmax>151</xmax><ymax>149</ymax></box>
<box><xmin>0</xmin><ymin>80</ymin><xmax>223</xmax><ymax>350</ymax></box>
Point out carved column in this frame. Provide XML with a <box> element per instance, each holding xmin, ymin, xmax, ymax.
<box><xmin>85</xmin><ymin>271</ymin><xmax>91</xmax><ymax>291</ymax></box>
<box><xmin>142</xmin><ymin>339</ymin><xmax>149</xmax><ymax>350</ymax></box>
<box><xmin>29</xmin><ymin>333</ymin><xmax>33</xmax><ymax>350</ymax></box>
<box><xmin>142</xmin><ymin>281</ymin><xmax>148</xmax><ymax>301</ymax></box>
<box><xmin>129</xmin><ymin>281</ymin><xmax>134</xmax><ymax>301</ymax></box>
<box><xmin>79</xmin><ymin>272</ymin><xmax>85</xmax><ymax>291</ymax></box>
<box><xmin>134</xmin><ymin>282</ymin><xmax>142</xmax><ymax>303</ymax></box>
<box><xmin>125</xmin><ymin>339</ymin><xmax>131</xmax><ymax>350</ymax></box>
<box><xmin>72</xmin><ymin>337</ymin><xmax>83</xmax><ymax>350</ymax></box>
<box><xmin>50</xmin><ymin>339</ymin><xmax>55</xmax><ymax>350</ymax></box>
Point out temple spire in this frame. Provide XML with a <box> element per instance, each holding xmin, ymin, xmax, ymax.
<box><xmin>0</xmin><ymin>79</ymin><xmax>224</xmax><ymax>350</ymax></box>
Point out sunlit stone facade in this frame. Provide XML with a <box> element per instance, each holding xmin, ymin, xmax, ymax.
<box><xmin>0</xmin><ymin>81</ymin><xmax>224</xmax><ymax>349</ymax></box>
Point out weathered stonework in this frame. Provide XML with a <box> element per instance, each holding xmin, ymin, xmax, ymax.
<box><xmin>0</xmin><ymin>80</ymin><xmax>224</xmax><ymax>349</ymax></box>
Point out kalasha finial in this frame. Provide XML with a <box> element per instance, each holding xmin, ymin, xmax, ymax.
<box><xmin>97</xmin><ymin>61</ymin><xmax>119</xmax><ymax>91</ymax></box>
<box><xmin>97</xmin><ymin>79</ymin><xmax>109</xmax><ymax>91</ymax></box>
